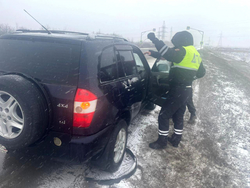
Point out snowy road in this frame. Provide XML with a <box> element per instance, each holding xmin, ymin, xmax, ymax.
<box><xmin>0</xmin><ymin>48</ymin><xmax>249</xmax><ymax>188</ymax></box>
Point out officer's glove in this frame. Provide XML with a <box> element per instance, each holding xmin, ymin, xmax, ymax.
<box><xmin>147</xmin><ymin>32</ymin><xmax>156</xmax><ymax>41</ymax></box>
<box><xmin>147</xmin><ymin>32</ymin><xmax>159</xmax><ymax>44</ymax></box>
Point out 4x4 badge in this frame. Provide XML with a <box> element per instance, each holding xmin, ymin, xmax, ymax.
<box><xmin>59</xmin><ymin>120</ymin><xmax>66</xmax><ymax>125</ymax></box>
<box><xmin>57</xmin><ymin>103</ymin><xmax>68</xmax><ymax>108</ymax></box>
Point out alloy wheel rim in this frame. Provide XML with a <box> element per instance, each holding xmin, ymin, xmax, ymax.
<box><xmin>114</xmin><ymin>128</ymin><xmax>126</xmax><ymax>163</ymax></box>
<box><xmin>0</xmin><ymin>91</ymin><xmax>24</xmax><ymax>139</ymax></box>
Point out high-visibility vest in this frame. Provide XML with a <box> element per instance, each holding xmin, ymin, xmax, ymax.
<box><xmin>172</xmin><ymin>46</ymin><xmax>202</xmax><ymax>71</ymax></box>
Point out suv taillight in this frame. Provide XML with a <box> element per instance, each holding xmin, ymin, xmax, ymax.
<box><xmin>73</xmin><ymin>89</ymin><xmax>97</xmax><ymax>128</ymax></box>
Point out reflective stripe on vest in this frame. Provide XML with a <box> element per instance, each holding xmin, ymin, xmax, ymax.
<box><xmin>172</xmin><ymin>46</ymin><xmax>202</xmax><ymax>71</ymax></box>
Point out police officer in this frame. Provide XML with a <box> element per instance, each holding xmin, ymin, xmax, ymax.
<box><xmin>146</xmin><ymin>31</ymin><xmax>206</xmax><ymax>149</ymax></box>
<box><xmin>144</xmin><ymin>55</ymin><xmax>200</xmax><ymax>124</ymax></box>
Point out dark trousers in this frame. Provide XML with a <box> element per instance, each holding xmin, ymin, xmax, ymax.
<box><xmin>158</xmin><ymin>87</ymin><xmax>192</xmax><ymax>136</ymax></box>
<box><xmin>186</xmin><ymin>88</ymin><xmax>196</xmax><ymax>115</ymax></box>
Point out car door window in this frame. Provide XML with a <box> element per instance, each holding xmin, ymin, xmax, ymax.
<box><xmin>133</xmin><ymin>53</ymin><xmax>145</xmax><ymax>73</ymax></box>
<box><xmin>99</xmin><ymin>46</ymin><xmax>117</xmax><ymax>82</ymax></box>
<box><xmin>118</xmin><ymin>51</ymin><xmax>137</xmax><ymax>76</ymax></box>
<box><xmin>116</xmin><ymin>50</ymin><xmax>126</xmax><ymax>78</ymax></box>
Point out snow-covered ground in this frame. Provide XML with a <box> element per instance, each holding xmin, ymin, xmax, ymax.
<box><xmin>220</xmin><ymin>51</ymin><xmax>250</xmax><ymax>63</ymax></box>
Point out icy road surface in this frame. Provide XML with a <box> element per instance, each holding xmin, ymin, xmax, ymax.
<box><xmin>0</xmin><ymin>49</ymin><xmax>249</xmax><ymax>188</ymax></box>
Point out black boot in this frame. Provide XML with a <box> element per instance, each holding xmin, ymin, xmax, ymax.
<box><xmin>149</xmin><ymin>135</ymin><xmax>168</xmax><ymax>150</ymax></box>
<box><xmin>168</xmin><ymin>133</ymin><xmax>182</xmax><ymax>147</ymax></box>
<box><xmin>188</xmin><ymin>114</ymin><xmax>197</xmax><ymax>124</ymax></box>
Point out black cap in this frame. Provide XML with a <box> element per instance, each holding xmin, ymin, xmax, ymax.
<box><xmin>171</xmin><ymin>31</ymin><xmax>194</xmax><ymax>47</ymax></box>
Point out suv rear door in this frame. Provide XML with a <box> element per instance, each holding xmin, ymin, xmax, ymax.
<box><xmin>98</xmin><ymin>45</ymin><xmax>121</xmax><ymax>106</ymax></box>
<box><xmin>114</xmin><ymin>45</ymin><xmax>143</xmax><ymax>119</ymax></box>
<box><xmin>132</xmin><ymin>46</ymin><xmax>150</xmax><ymax>103</ymax></box>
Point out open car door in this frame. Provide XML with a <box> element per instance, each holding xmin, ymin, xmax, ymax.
<box><xmin>148</xmin><ymin>58</ymin><xmax>171</xmax><ymax>107</ymax></box>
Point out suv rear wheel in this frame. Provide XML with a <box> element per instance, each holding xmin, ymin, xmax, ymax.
<box><xmin>0</xmin><ymin>75</ymin><xmax>48</xmax><ymax>150</ymax></box>
<box><xmin>92</xmin><ymin>119</ymin><xmax>128</xmax><ymax>172</ymax></box>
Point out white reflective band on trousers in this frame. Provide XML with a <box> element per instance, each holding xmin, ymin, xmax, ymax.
<box><xmin>174</xmin><ymin>129</ymin><xmax>183</xmax><ymax>135</ymax></box>
<box><xmin>158</xmin><ymin>129</ymin><xmax>169</xmax><ymax>136</ymax></box>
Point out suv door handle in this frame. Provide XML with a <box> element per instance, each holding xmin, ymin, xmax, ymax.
<box><xmin>122</xmin><ymin>80</ymin><xmax>131</xmax><ymax>89</ymax></box>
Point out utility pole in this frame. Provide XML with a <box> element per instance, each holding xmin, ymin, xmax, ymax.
<box><xmin>170</xmin><ymin>27</ymin><xmax>172</xmax><ymax>40</ymax></box>
<box><xmin>162</xmin><ymin>21</ymin><xmax>166</xmax><ymax>41</ymax></box>
<box><xmin>218</xmin><ymin>32</ymin><xmax>223</xmax><ymax>47</ymax></box>
<box><xmin>157</xmin><ymin>22</ymin><xmax>167</xmax><ymax>41</ymax></box>
<box><xmin>158</xmin><ymin>27</ymin><xmax>161</xmax><ymax>39</ymax></box>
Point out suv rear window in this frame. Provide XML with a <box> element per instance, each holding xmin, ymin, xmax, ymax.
<box><xmin>0</xmin><ymin>39</ymin><xmax>81</xmax><ymax>85</ymax></box>
<box><xmin>99</xmin><ymin>46</ymin><xmax>117</xmax><ymax>82</ymax></box>
<box><xmin>118</xmin><ymin>50</ymin><xmax>137</xmax><ymax>76</ymax></box>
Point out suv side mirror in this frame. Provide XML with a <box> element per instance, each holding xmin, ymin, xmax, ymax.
<box><xmin>152</xmin><ymin>59</ymin><xmax>171</xmax><ymax>73</ymax></box>
<box><xmin>157</xmin><ymin>64</ymin><xmax>169</xmax><ymax>72</ymax></box>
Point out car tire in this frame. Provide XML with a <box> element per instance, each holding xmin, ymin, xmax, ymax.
<box><xmin>0</xmin><ymin>75</ymin><xmax>48</xmax><ymax>150</ymax></box>
<box><xmin>145</xmin><ymin>102</ymin><xmax>156</xmax><ymax>111</ymax></box>
<box><xmin>93</xmin><ymin>119</ymin><xmax>128</xmax><ymax>172</ymax></box>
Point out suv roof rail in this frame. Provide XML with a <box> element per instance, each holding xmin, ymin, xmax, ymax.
<box><xmin>15</xmin><ymin>30</ymin><xmax>127</xmax><ymax>41</ymax></box>
<box><xmin>94</xmin><ymin>34</ymin><xmax>128</xmax><ymax>41</ymax></box>
<box><xmin>16</xmin><ymin>29</ymin><xmax>89</xmax><ymax>36</ymax></box>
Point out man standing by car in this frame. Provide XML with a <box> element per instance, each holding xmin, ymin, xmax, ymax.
<box><xmin>146</xmin><ymin>31</ymin><xmax>206</xmax><ymax>149</ymax></box>
<box><xmin>144</xmin><ymin>43</ymin><xmax>205</xmax><ymax>125</ymax></box>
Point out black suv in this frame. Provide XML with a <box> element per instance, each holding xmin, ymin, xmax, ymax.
<box><xmin>0</xmin><ymin>30</ymin><xmax>170</xmax><ymax>171</ymax></box>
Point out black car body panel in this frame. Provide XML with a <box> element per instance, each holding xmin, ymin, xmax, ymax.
<box><xmin>0</xmin><ymin>31</ymin><xmax>158</xmax><ymax>162</ymax></box>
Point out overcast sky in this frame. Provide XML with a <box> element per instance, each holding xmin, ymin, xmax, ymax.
<box><xmin>1</xmin><ymin>0</ymin><xmax>250</xmax><ymax>47</ymax></box>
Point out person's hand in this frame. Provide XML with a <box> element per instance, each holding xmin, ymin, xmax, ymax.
<box><xmin>147</xmin><ymin>32</ymin><xmax>156</xmax><ymax>41</ymax></box>
<box><xmin>143</xmin><ymin>51</ymin><xmax>151</xmax><ymax>56</ymax></box>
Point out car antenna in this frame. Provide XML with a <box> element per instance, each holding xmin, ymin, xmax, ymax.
<box><xmin>23</xmin><ymin>9</ymin><xmax>51</xmax><ymax>34</ymax></box>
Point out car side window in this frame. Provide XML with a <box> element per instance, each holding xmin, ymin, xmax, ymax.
<box><xmin>99</xmin><ymin>47</ymin><xmax>117</xmax><ymax>82</ymax></box>
<box><xmin>133</xmin><ymin>53</ymin><xmax>145</xmax><ymax>73</ymax></box>
<box><xmin>116</xmin><ymin>50</ymin><xmax>125</xmax><ymax>78</ymax></box>
<box><xmin>118</xmin><ymin>51</ymin><xmax>137</xmax><ymax>76</ymax></box>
